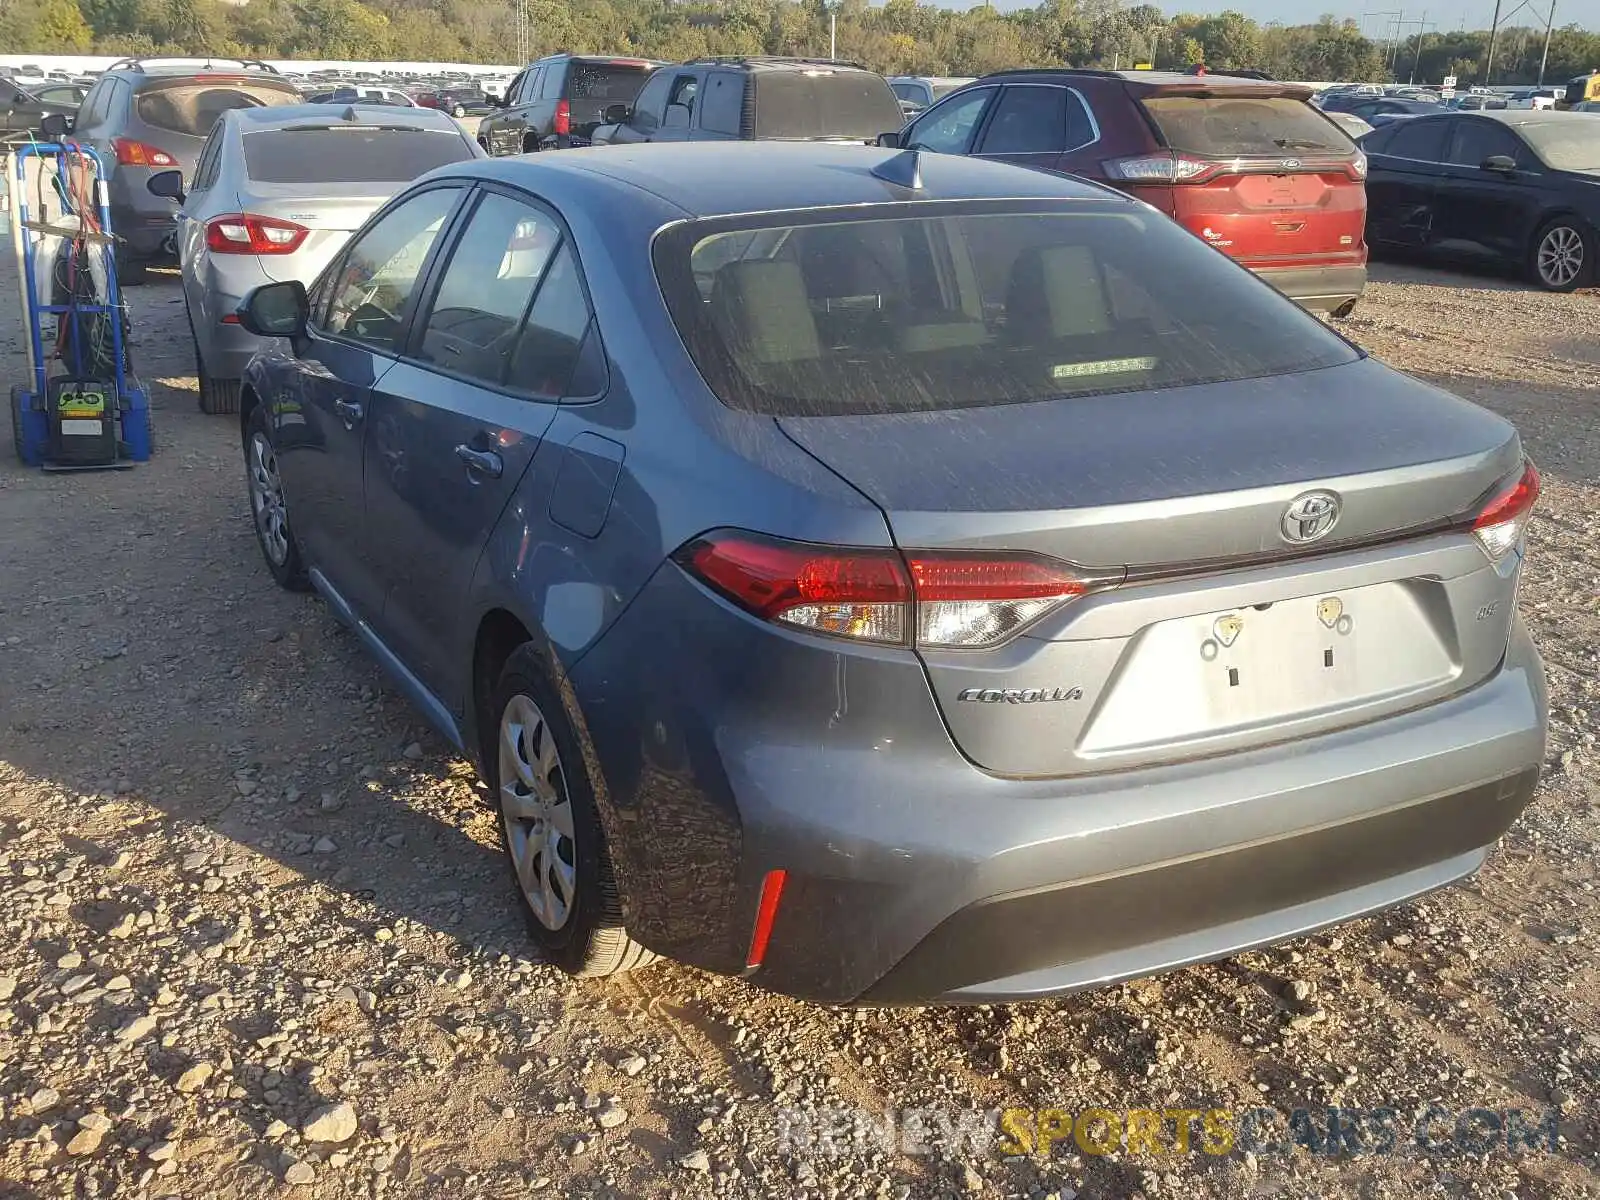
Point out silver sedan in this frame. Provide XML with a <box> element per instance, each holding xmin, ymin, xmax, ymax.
<box><xmin>148</xmin><ymin>103</ymin><xmax>482</xmax><ymax>413</ymax></box>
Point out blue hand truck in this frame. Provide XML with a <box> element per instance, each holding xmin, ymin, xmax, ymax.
<box><xmin>8</xmin><ymin>142</ymin><xmax>152</xmax><ymax>470</ymax></box>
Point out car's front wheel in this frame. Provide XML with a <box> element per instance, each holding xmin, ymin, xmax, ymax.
<box><xmin>490</xmin><ymin>645</ymin><xmax>655</xmax><ymax>978</ymax></box>
<box><xmin>1528</xmin><ymin>217</ymin><xmax>1594</xmax><ymax>292</ymax></box>
<box><xmin>244</xmin><ymin>404</ymin><xmax>308</xmax><ymax>590</ymax></box>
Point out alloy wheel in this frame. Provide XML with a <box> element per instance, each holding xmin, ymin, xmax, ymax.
<box><xmin>248</xmin><ymin>432</ymin><xmax>289</xmax><ymax>566</ymax></box>
<box><xmin>499</xmin><ymin>693</ymin><xmax>577</xmax><ymax>931</ymax></box>
<box><xmin>1536</xmin><ymin>225</ymin><xmax>1584</xmax><ymax>289</ymax></box>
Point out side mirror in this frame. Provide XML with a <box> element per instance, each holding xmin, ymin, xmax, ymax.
<box><xmin>146</xmin><ymin>169</ymin><xmax>185</xmax><ymax>201</ymax></box>
<box><xmin>602</xmin><ymin>103</ymin><xmax>630</xmax><ymax>125</ymax></box>
<box><xmin>237</xmin><ymin>280</ymin><xmax>309</xmax><ymax>341</ymax></box>
<box><xmin>1481</xmin><ymin>154</ymin><xmax>1517</xmax><ymax>172</ymax></box>
<box><xmin>877</xmin><ymin>130</ymin><xmax>902</xmax><ymax>149</ymax></box>
<box><xmin>39</xmin><ymin>112</ymin><xmax>72</xmax><ymax>139</ymax></box>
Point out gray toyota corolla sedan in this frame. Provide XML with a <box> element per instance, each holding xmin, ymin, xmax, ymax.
<box><xmin>233</xmin><ymin>142</ymin><xmax>1547</xmax><ymax>1005</ymax></box>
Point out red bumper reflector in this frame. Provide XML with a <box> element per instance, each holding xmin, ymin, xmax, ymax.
<box><xmin>221</xmin><ymin>313</ymin><xmax>241</xmax><ymax>324</ymax></box>
<box><xmin>745</xmin><ymin>869</ymin><xmax>787</xmax><ymax>969</ymax></box>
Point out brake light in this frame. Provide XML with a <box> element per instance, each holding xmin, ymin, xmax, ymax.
<box><xmin>677</xmin><ymin>531</ymin><xmax>1104</xmax><ymax>648</ymax></box>
<box><xmin>1471</xmin><ymin>459</ymin><xmax>1540</xmax><ymax>560</ymax></box>
<box><xmin>205</xmin><ymin>214</ymin><xmax>309</xmax><ymax>255</ymax></box>
<box><xmin>1104</xmin><ymin>153</ymin><xmax>1220</xmax><ymax>184</ymax></box>
<box><xmin>113</xmin><ymin>138</ymin><xmax>177</xmax><ymax>167</ymax></box>
<box><xmin>553</xmin><ymin>99</ymin><xmax>571</xmax><ymax>136</ymax></box>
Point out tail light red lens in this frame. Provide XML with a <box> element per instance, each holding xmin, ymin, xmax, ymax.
<box><xmin>1104</xmin><ymin>153</ymin><xmax>1220</xmax><ymax>184</ymax></box>
<box><xmin>553</xmin><ymin>99</ymin><xmax>571</xmax><ymax>136</ymax></box>
<box><xmin>205</xmin><ymin>214</ymin><xmax>309</xmax><ymax>256</ymax></box>
<box><xmin>113</xmin><ymin>138</ymin><xmax>177</xmax><ymax>168</ymax></box>
<box><xmin>1471</xmin><ymin>459</ymin><xmax>1540</xmax><ymax>560</ymax></box>
<box><xmin>677</xmin><ymin>531</ymin><xmax>1103</xmax><ymax>648</ymax></box>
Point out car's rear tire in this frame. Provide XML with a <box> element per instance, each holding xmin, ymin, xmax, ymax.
<box><xmin>489</xmin><ymin>645</ymin><xmax>656</xmax><ymax>978</ymax></box>
<box><xmin>1528</xmin><ymin>217</ymin><xmax>1594</xmax><ymax>292</ymax></box>
<box><xmin>188</xmin><ymin>311</ymin><xmax>241</xmax><ymax>415</ymax></box>
<box><xmin>244</xmin><ymin>404</ymin><xmax>309</xmax><ymax>591</ymax></box>
<box><xmin>115</xmin><ymin>248</ymin><xmax>147</xmax><ymax>288</ymax></box>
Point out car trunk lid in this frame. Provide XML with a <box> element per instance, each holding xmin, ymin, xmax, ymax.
<box><xmin>776</xmin><ymin>357</ymin><xmax>1528</xmax><ymax>777</ymax></box>
<box><xmin>237</xmin><ymin>184</ymin><xmax>390</xmax><ymax>284</ymax></box>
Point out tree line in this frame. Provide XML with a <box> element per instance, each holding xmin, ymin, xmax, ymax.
<box><xmin>4</xmin><ymin>0</ymin><xmax>1598</xmax><ymax>87</ymax></box>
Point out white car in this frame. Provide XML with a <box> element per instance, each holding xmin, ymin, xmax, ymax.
<box><xmin>152</xmin><ymin>103</ymin><xmax>481</xmax><ymax>414</ymax></box>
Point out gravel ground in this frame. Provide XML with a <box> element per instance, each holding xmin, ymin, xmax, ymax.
<box><xmin>1</xmin><ymin>250</ymin><xmax>1598</xmax><ymax>1200</ymax></box>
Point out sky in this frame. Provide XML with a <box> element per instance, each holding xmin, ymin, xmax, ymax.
<box><xmin>966</xmin><ymin>0</ymin><xmax>1595</xmax><ymax>32</ymax></box>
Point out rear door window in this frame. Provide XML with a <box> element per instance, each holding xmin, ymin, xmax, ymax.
<box><xmin>1381</xmin><ymin>118</ymin><xmax>1449</xmax><ymax>161</ymax></box>
<box><xmin>243</xmin><ymin>127</ymin><xmax>473</xmax><ymax>183</ymax></box>
<box><xmin>655</xmin><ymin>203</ymin><xmax>1359</xmax><ymax>417</ymax></box>
<box><xmin>137</xmin><ymin>82</ymin><xmax>298</xmax><ymax>137</ymax></box>
<box><xmin>699</xmin><ymin>72</ymin><xmax>743</xmax><ymax>137</ymax></box>
<box><xmin>1140</xmin><ymin>95</ymin><xmax>1350</xmax><ymax>157</ymax></box>
<box><xmin>977</xmin><ymin>85</ymin><xmax>1096</xmax><ymax>155</ymax></box>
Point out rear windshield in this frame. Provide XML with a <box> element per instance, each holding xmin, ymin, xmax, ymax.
<box><xmin>137</xmin><ymin>82</ymin><xmax>298</xmax><ymax>136</ymax></box>
<box><xmin>568</xmin><ymin>63</ymin><xmax>653</xmax><ymax>103</ymax></box>
<box><xmin>655</xmin><ymin>203</ymin><xmax>1359</xmax><ymax>417</ymax></box>
<box><xmin>1518</xmin><ymin>120</ymin><xmax>1600</xmax><ymax>172</ymax></box>
<box><xmin>1141</xmin><ymin>95</ymin><xmax>1351</xmax><ymax>156</ymax></box>
<box><xmin>753</xmin><ymin>72</ymin><xmax>904</xmax><ymax>140</ymax></box>
<box><xmin>242</xmin><ymin>128</ymin><xmax>473</xmax><ymax>182</ymax></box>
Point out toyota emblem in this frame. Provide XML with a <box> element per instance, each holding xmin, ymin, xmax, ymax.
<box><xmin>1281</xmin><ymin>490</ymin><xmax>1342</xmax><ymax>544</ymax></box>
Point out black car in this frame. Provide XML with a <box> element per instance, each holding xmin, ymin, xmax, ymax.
<box><xmin>41</xmin><ymin>58</ymin><xmax>300</xmax><ymax>284</ymax></box>
<box><xmin>1328</xmin><ymin>96</ymin><xmax>1441</xmax><ymax>126</ymax></box>
<box><xmin>479</xmin><ymin>54</ymin><xmax>664</xmax><ymax>154</ymax></box>
<box><xmin>1</xmin><ymin>76</ymin><xmax>80</xmax><ymax>143</ymax></box>
<box><xmin>1362</xmin><ymin>110</ymin><xmax>1599</xmax><ymax>291</ymax></box>
<box><xmin>590</xmin><ymin>57</ymin><xmax>903</xmax><ymax>147</ymax></box>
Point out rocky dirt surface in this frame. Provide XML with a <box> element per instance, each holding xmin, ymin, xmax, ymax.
<box><xmin>1</xmin><ymin>252</ymin><xmax>1597</xmax><ymax>1200</ymax></box>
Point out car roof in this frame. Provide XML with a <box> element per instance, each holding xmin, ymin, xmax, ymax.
<box><xmin>1470</xmin><ymin>108</ymin><xmax>1596</xmax><ymax>128</ymax></box>
<box><xmin>459</xmin><ymin>141</ymin><xmax>1125</xmax><ymax>219</ymax></box>
<box><xmin>680</xmin><ymin>56</ymin><xmax>878</xmax><ymax>74</ymax></box>
<box><xmin>226</xmin><ymin>103</ymin><xmax>458</xmax><ymax>132</ymax></box>
<box><xmin>979</xmin><ymin>67</ymin><xmax>1312</xmax><ymax>99</ymax></box>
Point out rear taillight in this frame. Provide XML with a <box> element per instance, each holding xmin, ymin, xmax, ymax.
<box><xmin>1349</xmin><ymin>150</ymin><xmax>1368</xmax><ymax>180</ymax></box>
<box><xmin>1471</xmin><ymin>459</ymin><xmax>1540</xmax><ymax>560</ymax></box>
<box><xmin>677</xmin><ymin>531</ymin><xmax>1103</xmax><ymax>649</ymax></box>
<box><xmin>553</xmin><ymin>99</ymin><xmax>571</xmax><ymax>136</ymax></box>
<box><xmin>1104</xmin><ymin>153</ymin><xmax>1220</xmax><ymax>184</ymax></box>
<box><xmin>113</xmin><ymin>138</ymin><xmax>177</xmax><ymax>167</ymax></box>
<box><xmin>205</xmin><ymin>214</ymin><xmax>309</xmax><ymax>255</ymax></box>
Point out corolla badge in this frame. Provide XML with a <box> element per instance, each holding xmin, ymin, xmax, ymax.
<box><xmin>957</xmin><ymin>687</ymin><xmax>1083</xmax><ymax>704</ymax></box>
<box><xmin>1280</xmin><ymin>490</ymin><xmax>1342</xmax><ymax>545</ymax></box>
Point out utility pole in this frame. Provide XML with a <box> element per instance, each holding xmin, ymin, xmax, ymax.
<box><xmin>830</xmin><ymin>9</ymin><xmax>837</xmax><ymax>59</ymax></box>
<box><xmin>1537</xmin><ymin>0</ymin><xmax>1556</xmax><ymax>85</ymax></box>
<box><xmin>1483</xmin><ymin>0</ymin><xmax>1503</xmax><ymax>83</ymax></box>
<box><xmin>515</xmin><ymin>0</ymin><xmax>530</xmax><ymax>65</ymax></box>
<box><xmin>1409</xmin><ymin>9</ymin><xmax>1429</xmax><ymax>84</ymax></box>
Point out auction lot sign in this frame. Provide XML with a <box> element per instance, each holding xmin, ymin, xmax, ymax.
<box><xmin>775</xmin><ymin>1104</ymin><xmax>1562</xmax><ymax>1160</ymax></box>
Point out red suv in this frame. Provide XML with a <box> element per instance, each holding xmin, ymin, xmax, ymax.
<box><xmin>887</xmin><ymin>69</ymin><xmax>1368</xmax><ymax>315</ymax></box>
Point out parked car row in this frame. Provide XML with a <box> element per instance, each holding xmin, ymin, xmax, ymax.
<box><xmin>20</xmin><ymin>45</ymin><xmax>1551</xmax><ymax>1010</ymax></box>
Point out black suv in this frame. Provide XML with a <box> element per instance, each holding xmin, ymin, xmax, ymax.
<box><xmin>1</xmin><ymin>76</ymin><xmax>80</xmax><ymax>144</ymax></box>
<box><xmin>590</xmin><ymin>57</ymin><xmax>903</xmax><ymax>146</ymax></box>
<box><xmin>42</xmin><ymin>58</ymin><xmax>300</xmax><ymax>283</ymax></box>
<box><xmin>478</xmin><ymin>54</ymin><xmax>664</xmax><ymax>154</ymax></box>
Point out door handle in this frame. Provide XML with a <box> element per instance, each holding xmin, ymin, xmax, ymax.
<box><xmin>455</xmin><ymin>444</ymin><xmax>503</xmax><ymax>479</ymax></box>
<box><xmin>334</xmin><ymin>398</ymin><xmax>363</xmax><ymax>427</ymax></box>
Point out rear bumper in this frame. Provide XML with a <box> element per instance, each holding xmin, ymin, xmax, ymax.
<box><xmin>197</xmin><ymin>289</ymin><xmax>267</xmax><ymax>380</ymax></box>
<box><xmin>107</xmin><ymin>169</ymin><xmax>179</xmax><ymax>261</ymax></box>
<box><xmin>1253</xmin><ymin>263</ymin><xmax>1368</xmax><ymax>312</ymax></box>
<box><xmin>571</xmin><ymin>563</ymin><xmax>1547</xmax><ymax>1006</ymax></box>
